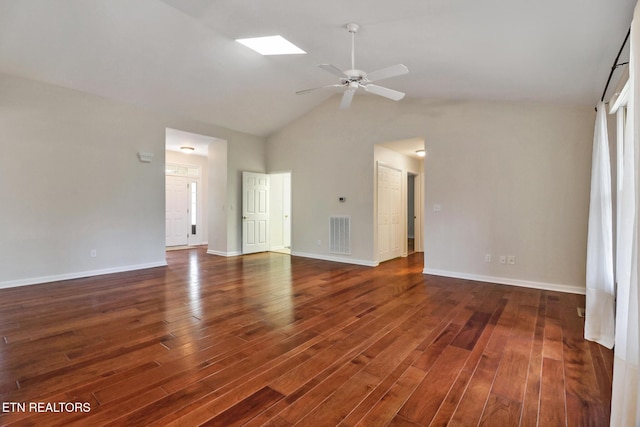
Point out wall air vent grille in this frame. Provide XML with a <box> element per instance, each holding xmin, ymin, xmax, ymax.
<box><xmin>330</xmin><ymin>216</ymin><xmax>351</xmax><ymax>255</ymax></box>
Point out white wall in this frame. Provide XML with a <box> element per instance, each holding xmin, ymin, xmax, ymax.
<box><xmin>422</xmin><ymin>100</ymin><xmax>593</xmax><ymax>293</ymax></box>
<box><xmin>0</xmin><ymin>73</ymin><xmax>265</xmax><ymax>287</ymax></box>
<box><xmin>267</xmin><ymin>95</ymin><xmax>594</xmax><ymax>292</ymax></box>
<box><xmin>267</xmin><ymin>101</ymin><xmax>381</xmax><ymax>265</ymax></box>
<box><xmin>207</xmin><ymin>139</ymin><xmax>228</xmax><ymax>255</ymax></box>
<box><xmin>1</xmin><ymin>72</ymin><xmax>594</xmax><ymax>293</ymax></box>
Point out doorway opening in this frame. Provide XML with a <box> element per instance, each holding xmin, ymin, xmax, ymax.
<box><xmin>165</xmin><ymin>128</ymin><xmax>213</xmax><ymax>250</ymax></box>
<box><xmin>408</xmin><ymin>173</ymin><xmax>417</xmax><ymax>254</ymax></box>
<box><xmin>374</xmin><ymin>138</ymin><xmax>424</xmax><ymax>264</ymax></box>
<box><xmin>241</xmin><ymin>171</ymin><xmax>292</xmax><ymax>255</ymax></box>
<box><xmin>165</xmin><ymin>165</ymin><xmax>202</xmax><ymax>248</ymax></box>
<box><xmin>269</xmin><ymin>172</ymin><xmax>292</xmax><ymax>254</ymax></box>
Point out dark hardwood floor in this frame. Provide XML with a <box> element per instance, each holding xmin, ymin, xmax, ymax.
<box><xmin>0</xmin><ymin>248</ymin><xmax>612</xmax><ymax>426</ymax></box>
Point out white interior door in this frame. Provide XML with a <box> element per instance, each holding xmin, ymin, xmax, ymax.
<box><xmin>268</xmin><ymin>172</ymin><xmax>292</xmax><ymax>251</ymax></box>
<box><xmin>378</xmin><ymin>163</ymin><xmax>403</xmax><ymax>262</ymax></box>
<box><xmin>242</xmin><ymin>172</ymin><xmax>270</xmax><ymax>254</ymax></box>
<box><xmin>283</xmin><ymin>173</ymin><xmax>291</xmax><ymax>248</ymax></box>
<box><xmin>414</xmin><ymin>173</ymin><xmax>424</xmax><ymax>252</ymax></box>
<box><xmin>166</xmin><ymin>175</ymin><xmax>189</xmax><ymax>247</ymax></box>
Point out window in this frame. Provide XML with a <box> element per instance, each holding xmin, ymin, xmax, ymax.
<box><xmin>190</xmin><ymin>182</ymin><xmax>197</xmax><ymax>235</ymax></box>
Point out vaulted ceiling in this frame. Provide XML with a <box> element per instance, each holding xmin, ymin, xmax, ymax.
<box><xmin>0</xmin><ymin>0</ymin><xmax>634</xmax><ymax>137</ymax></box>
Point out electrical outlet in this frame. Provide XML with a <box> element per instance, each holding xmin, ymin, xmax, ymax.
<box><xmin>485</xmin><ymin>254</ymin><xmax>492</xmax><ymax>263</ymax></box>
<box><xmin>433</xmin><ymin>204</ymin><xmax>442</xmax><ymax>212</ymax></box>
<box><xmin>317</xmin><ymin>239</ymin><xmax>322</xmax><ymax>246</ymax></box>
<box><xmin>508</xmin><ymin>256</ymin><xmax>516</xmax><ymax>265</ymax></box>
<box><xmin>90</xmin><ymin>249</ymin><xmax>97</xmax><ymax>258</ymax></box>
<box><xmin>499</xmin><ymin>256</ymin><xmax>506</xmax><ymax>264</ymax></box>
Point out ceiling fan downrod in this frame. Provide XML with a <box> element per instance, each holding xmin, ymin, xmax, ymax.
<box><xmin>347</xmin><ymin>23</ymin><xmax>359</xmax><ymax>71</ymax></box>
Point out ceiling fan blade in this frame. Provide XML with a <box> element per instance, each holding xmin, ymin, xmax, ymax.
<box><xmin>318</xmin><ymin>64</ymin><xmax>347</xmax><ymax>78</ymax></box>
<box><xmin>340</xmin><ymin>89</ymin><xmax>356</xmax><ymax>109</ymax></box>
<box><xmin>366</xmin><ymin>64</ymin><xmax>409</xmax><ymax>82</ymax></box>
<box><xmin>296</xmin><ymin>84</ymin><xmax>343</xmax><ymax>95</ymax></box>
<box><xmin>363</xmin><ymin>84</ymin><xmax>405</xmax><ymax>101</ymax></box>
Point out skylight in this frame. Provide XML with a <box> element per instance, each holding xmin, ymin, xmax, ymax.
<box><xmin>235</xmin><ymin>35</ymin><xmax>306</xmax><ymax>55</ymax></box>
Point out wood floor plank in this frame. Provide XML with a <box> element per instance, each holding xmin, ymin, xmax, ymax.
<box><xmin>539</xmin><ymin>357</ymin><xmax>567</xmax><ymax>427</ymax></box>
<box><xmin>543</xmin><ymin>318</ymin><xmax>564</xmax><ymax>361</ymax></box>
<box><xmin>479</xmin><ymin>393</ymin><xmax>522</xmax><ymax>426</ymax></box>
<box><xmin>199</xmin><ymin>386</ymin><xmax>285</xmax><ymax>427</ymax></box>
<box><xmin>298</xmin><ymin>309</ymin><xmax>433</xmax><ymax>426</ymax></box>
<box><xmin>558</xmin><ymin>293</ymin><xmax>609</xmax><ymax>426</ymax></box>
<box><xmin>152</xmin><ymin>338</ymin><xmax>331</xmax><ymax>426</ymax></box>
<box><xmin>0</xmin><ymin>248</ymin><xmax>613</xmax><ymax>426</ymax></box>
<box><xmin>355</xmin><ymin>366</ymin><xmax>425</xmax><ymax>427</ymax></box>
<box><xmin>490</xmin><ymin>293</ymin><xmax>537</xmax><ymax>406</ymax></box>
<box><xmin>447</xmin><ymin>309</ymin><xmax>515</xmax><ymax>426</ymax></box>
<box><xmin>399</xmin><ymin>345</ymin><xmax>470</xmax><ymax>424</ymax></box>
<box><xmin>520</xmin><ymin>292</ymin><xmax>545</xmax><ymax>427</ymax></box>
<box><xmin>430</xmin><ymin>320</ymin><xmax>496</xmax><ymax>426</ymax></box>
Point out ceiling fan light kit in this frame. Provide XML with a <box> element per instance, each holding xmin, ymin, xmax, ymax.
<box><xmin>297</xmin><ymin>23</ymin><xmax>409</xmax><ymax>109</ymax></box>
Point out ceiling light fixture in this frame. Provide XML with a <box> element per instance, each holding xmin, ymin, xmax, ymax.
<box><xmin>416</xmin><ymin>149</ymin><xmax>426</xmax><ymax>157</ymax></box>
<box><xmin>236</xmin><ymin>35</ymin><xmax>306</xmax><ymax>55</ymax></box>
<box><xmin>180</xmin><ymin>146</ymin><xmax>195</xmax><ymax>154</ymax></box>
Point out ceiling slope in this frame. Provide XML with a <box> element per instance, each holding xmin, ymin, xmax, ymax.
<box><xmin>0</xmin><ymin>0</ymin><xmax>635</xmax><ymax>136</ymax></box>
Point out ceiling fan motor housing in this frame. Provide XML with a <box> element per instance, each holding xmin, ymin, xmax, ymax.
<box><xmin>344</xmin><ymin>69</ymin><xmax>367</xmax><ymax>82</ymax></box>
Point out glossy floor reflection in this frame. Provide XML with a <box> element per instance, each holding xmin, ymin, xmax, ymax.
<box><xmin>0</xmin><ymin>248</ymin><xmax>612</xmax><ymax>426</ymax></box>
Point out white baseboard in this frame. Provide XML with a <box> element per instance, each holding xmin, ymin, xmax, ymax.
<box><xmin>422</xmin><ymin>268</ymin><xmax>586</xmax><ymax>295</ymax></box>
<box><xmin>0</xmin><ymin>261</ymin><xmax>168</xmax><ymax>290</ymax></box>
<box><xmin>291</xmin><ymin>251</ymin><xmax>378</xmax><ymax>267</ymax></box>
<box><xmin>206</xmin><ymin>249</ymin><xmax>242</xmax><ymax>257</ymax></box>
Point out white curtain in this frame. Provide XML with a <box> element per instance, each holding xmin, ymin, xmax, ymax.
<box><xmin>585</xmin><ymin>101</ymin><xmax>615</xmax><ymax>348</ymax></box>
<box><xmin>610</xmin><ymin>3</ymin><xmax>640</xmax><ymax>424</ymax></box>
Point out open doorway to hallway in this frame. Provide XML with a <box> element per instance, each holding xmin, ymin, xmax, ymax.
<box><xmin>375</xmin><ymin>137</ymin><xmax>424</xmax><ymax>263</ymax></box>
<box><xmin>269</xmin><ymin>172</ymin><xmax>292</xmax><ymax>254</ymax></box>
<box><xmin>165</xmin><ymin>128</ymin><xmax>213</xmax><ymax>250</ymax></box>
<box><xmin>240</xmin><ymin>171</ymin><xmax>292</xmax><ymax>255</ymax></box>
<box><xmin>408</xmin><ymin>172</ymin><xmax>417</xmax><ymax>254</ymax></box>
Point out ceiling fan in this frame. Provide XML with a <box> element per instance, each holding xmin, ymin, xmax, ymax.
<box><xmin>297</xmin><ymin>23</ymin><xmax>409</xmax><ymax>109</ymax></box>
